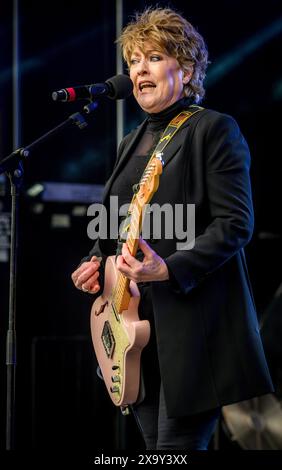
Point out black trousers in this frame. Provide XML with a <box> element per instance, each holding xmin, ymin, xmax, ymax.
<box><xmin>132</xmin><ymin>382</ymin><xmax>220</xmax><ymax>450</ymax></box>
<box><xmin>134</xmin><ymin>284</ymin><xmax>220</xmax><ymax>450</ymax></box>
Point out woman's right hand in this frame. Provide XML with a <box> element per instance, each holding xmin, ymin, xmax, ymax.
<box><xmin>71</xmin><ymin>256</ymin><xmax>101</xmax><ymax>294</ymax></box>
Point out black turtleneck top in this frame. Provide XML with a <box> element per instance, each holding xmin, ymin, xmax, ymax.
<box><xmin>103</xmin><ymin>97</ymin><xmax>194</xmax><ymax>256</ymax></box>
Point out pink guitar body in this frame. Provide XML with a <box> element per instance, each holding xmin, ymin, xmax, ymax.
<box><xmin>90</xmin><ymin>255</ymin><xmax>150</xmax><ymax>407</ymax></box>
<box><xmin>90</xmin><ymin>154</ymin><xmax>163</xmax><ymax>408</ymax></box>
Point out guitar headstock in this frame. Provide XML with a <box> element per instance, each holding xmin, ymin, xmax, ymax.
<box><xmin>135</xmin><ymin>153</ymin><xmax>164</xmax><ymax>207</ymax></box>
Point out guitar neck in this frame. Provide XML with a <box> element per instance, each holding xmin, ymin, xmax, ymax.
<box><xmin>112</xmin><ymin>156</ymin><xmax>163</xmax><ymax>314</ymax></box>
<box><xmin>113</xmin><ymin>197</ymin><xmax>142</xmax><ymax>314</ymax></box>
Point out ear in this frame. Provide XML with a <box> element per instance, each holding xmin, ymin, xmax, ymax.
<box><xmin>182</xmin><ymin>67</ymin><xmax>193</xmax><ymax>85</ymax></box>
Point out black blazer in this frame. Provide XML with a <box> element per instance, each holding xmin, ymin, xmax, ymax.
<box><xmin>85</xmin><ymin>108</ymin><xmax>273</xmax><ymax>417</ymax></box>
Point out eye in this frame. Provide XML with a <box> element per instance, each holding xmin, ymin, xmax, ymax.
<box><xmin>150</xmin><ymin>55</ymin><xmax>161</xmax><ymax>62</ymax></box>
<box><xmin>130</xmin><ymin>58</ymin><xmax>139</xmax><ymax>65</ymax></box>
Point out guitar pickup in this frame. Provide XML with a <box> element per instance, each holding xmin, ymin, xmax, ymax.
<box><xmin>101</xmin><ymin>321</ymin><xmax>115</xmax><ymax>358</ymax></box>
<box><xmin>111</xmin><ymin>375</ymin><xmax>120</xmax><ymax>383</ymax></box>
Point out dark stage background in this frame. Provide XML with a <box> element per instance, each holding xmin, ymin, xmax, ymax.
<box><xmin>0</xmin><ymin>0</ymin><xmax>282</xmax><ymax>454</ymax></box>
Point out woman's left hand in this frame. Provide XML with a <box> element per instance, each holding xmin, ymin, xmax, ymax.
<box><xmin>116</xmin><ymin>238</ymin><xmax>169</xmax><ymax>283</ymax></box>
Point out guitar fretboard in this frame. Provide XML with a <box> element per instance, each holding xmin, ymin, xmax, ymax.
<box><xmin>113</xmin><ymin>197</ymin><xmax>142</xmax><ymax>314</ymax></box>
<box><xmin>111</xmin><ymin>156</ymin><xmax>163</xmax><ymax>315</ymax></box>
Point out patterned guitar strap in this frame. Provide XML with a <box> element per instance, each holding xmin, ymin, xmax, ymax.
<box><xmin>147</xmin><ymin>104</ymin><xmax>204</xmax><ymax>166</ymax></box>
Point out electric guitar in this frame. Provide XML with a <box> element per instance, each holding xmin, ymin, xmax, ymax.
<box><xmin>90</xmin><ymin>153</ymin><xmax>163</xmax><ymax>409</ymax></box>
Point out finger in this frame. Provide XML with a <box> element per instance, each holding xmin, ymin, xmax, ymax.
<box><xmin>78</xmin><ymin>271</ymin><xmax>100</xmax><ymax>290</ymax></box>
<box><xmin>139</xmin><ymin>237</ymin><xmax>153</xmax><ymax>256</ymax></box>
<box><xmin>75</xmin><ymin>264</ymin><xmax>99</xmax><ymax>287</ymax></box>
<box><xmin>82</xmin><ymin>279</ymin><xmax>100</xmax><ymax>294</ymax></box>
<box><xmin>116</xmin><ymin>254</ymin><xmax>145</xmax><ymax>282</ymax></box>
<box><xmin>121</xmin><ymin>243</ymin><xmax>139</xmax><ymax>268</ymax></box>
<box><xmin>72</xmin><ymin>265</ymin><xmax>88</xmax><ymax>284</ymax></box>
<box><xmin>88</xmin><ymin>280</ymin><xmax>101</xmax><ymax>294</ymax></box>
<box><xmin>116</xmin><ymin>254</ymin><xmax>125</xmax><ymax>270</ymax></box>
<box><xmin>72</xmin><ymin>258</ymin><xmax>101</xmax><ymax>281</ymax></box>
<box><xmin>90</xmin><ymin>256</ymin><xmax>102</xmax><ymax>263</ymax></box>
<box><xmin>116</xmin><ymin>255</ymin><xmax>131</xmax><ymax>277</ymax></box>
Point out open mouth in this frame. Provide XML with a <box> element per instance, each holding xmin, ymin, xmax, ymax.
<box><xmin>139</xmin><ymin>82</ymin><xmax>156</xmax><ymax>92</ymax></box>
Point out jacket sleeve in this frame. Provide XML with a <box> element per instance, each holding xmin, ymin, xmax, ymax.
<box><xmin>164</xmin><ymin>112</ymin><xmax>254</xmax><ymax>294</ymax></box>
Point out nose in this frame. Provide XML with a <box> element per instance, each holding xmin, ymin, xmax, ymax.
<box><xmin>136</xmin><ymin>58</ymin><xmax>149</xmax><ymax>76</ymax></box>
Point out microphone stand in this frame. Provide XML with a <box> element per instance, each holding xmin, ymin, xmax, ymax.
<box><xmin>0</xmin><ymin>101</ymin><xmax>98</xmax><ymax>450</ymax></box>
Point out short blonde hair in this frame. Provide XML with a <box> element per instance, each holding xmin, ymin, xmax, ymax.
<box><xmin>117</xmin><ymin>7</ymin><xmax>209</xmax><ymax>103</ymax></box>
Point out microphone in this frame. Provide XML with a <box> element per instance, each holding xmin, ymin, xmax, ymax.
<box><xmin>52</xmin><ymin>74</ymin><xmax>133</xmax><ymax>102</ymax></box>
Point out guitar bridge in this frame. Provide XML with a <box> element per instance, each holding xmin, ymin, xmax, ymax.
<box><xmin>101</xmin><ymin>321</ymin><xmax>115</xmax><ymax>358</ymax></box>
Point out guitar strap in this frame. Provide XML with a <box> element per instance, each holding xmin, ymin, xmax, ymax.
<box><xmin>130</xmin><ymin>104</ymin><xmax>204</xmax><ymax>195</ymax></box>
<box><xmin>146</xmin><ymin>104</ymin><xmax>204</xmax><ymax>165</ymax></box>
